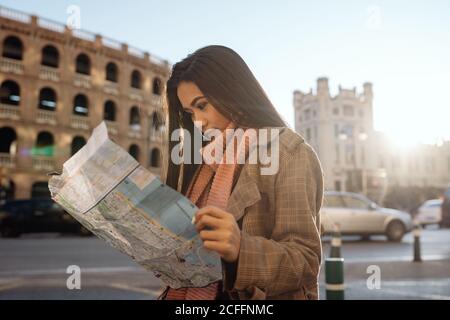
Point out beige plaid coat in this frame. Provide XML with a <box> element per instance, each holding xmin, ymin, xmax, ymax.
<box><xmin>221</xmin><ymin>126</ymin><xmax>324</xmax><ymax>300</ymax></box>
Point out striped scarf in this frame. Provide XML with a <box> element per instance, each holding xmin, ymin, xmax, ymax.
<box><xmin>163</xmin><ymin>121</ymin><xmax>255</xmax><ymax>300</ymax></box>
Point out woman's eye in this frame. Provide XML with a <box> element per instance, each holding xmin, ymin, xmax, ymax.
<box><xmin>196</xmin><ymin>102</ymin><xmax>207</xmax><ymax>110</ymax></box>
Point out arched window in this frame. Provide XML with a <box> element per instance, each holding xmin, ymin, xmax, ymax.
<box><xmin>41</xmin><ymin>45</ymin><xmax>59</xmax><ymax>68</ymax></box>
<box><xmin>2</xmin><ymin>36</ymin><xmax>23</xmax><ymax>60</ymax></box>
<box><xmin>71</xmin><ymin>136</ymin><xmax>86</xmax><ymax>156</ymax></box>
<box><xmin>33</xmin><ymin>131</ymin><xmax>54</xmax><ymax>156</ymax></box>
<box><xmin>75</xmin><ymin>53</ymin><xmax>91</xmax><ymax>75</ymax></box>
<box><xmin>151</xmin><ymin>112</ymin><xmax>164</xmax><ymax>131</ymax></box>
<box><xmin>0</xmin><ymin>179</ymin><xmax>15</xmax><ymax>201</ymax></box>
<box><xmin>129</xmin><ymin>144</ymin><xmax>140</xmax><ymax>161</ymax></box>
<box><xmin>129</xmin><ymin>106</ymin><xmax>140</xmax><ymax>126</ymax></box>
<box><xmin>106</xmin><ymin>62</ymin><xmax>118</xmax><ymax>82</ymax></box>
<box><xmin>73</xmin><ymin>94</ymin><xmax>89</xmax><ymax>116</ymax></box>
<box><xmin>103</xmin><ymin>100</ymin><xmax>116</xmax><ymax>121</ymax></box>
<box><xmin>0</xmin><ymin>127</ymin><xmax>17</xmax><ymax>155</ymax></box>
<box><xmin>31</xmin><ymin>182</ymin><xmax>51</xmax><ymax>198</ymax></box>
<box><xmin>152</xmin><ymin>77</ymin><xmax>162</xmax><ymax>95</ymax></box>
<box><xmin>0</xmin><ymin>80</ymin><xmax>20</xmax><ymax>106</ymax></box>
<box><xmin>150</xmin><ymin>148</ymin><xmax>161</xmax><ymax>167</ymax></box>
<box><xmin>38</xmin><ymin>87</ymin><xmax>57</xmax><ymax>111</ymax></box>
<box><xmin>131</xmin><ymin>70</ymin><xmax>141</xmax><ymax>89</ymax></box>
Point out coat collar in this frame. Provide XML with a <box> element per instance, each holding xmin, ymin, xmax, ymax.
<box><xmin>225</xmin><ymin>126</ymin><xmax>287</xmax><ymax>221</ymax></box>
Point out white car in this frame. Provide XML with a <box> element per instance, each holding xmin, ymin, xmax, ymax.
<box><xmin>321</xmin><ymin>191</ymin><xmax>413</xmax><ymax>242</ymax></box>
<box><xmin>414</xmin><ymin>199</ymin><xmax>442</xmax><ymax>227</ymax></box>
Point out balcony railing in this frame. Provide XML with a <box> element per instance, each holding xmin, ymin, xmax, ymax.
<box><xmin>70</xmin><ymin>115</ymin><xmax>90</xmax><ymax>130</ymax></box>
<box><xmin>0</xmin><ymin>153</ymin><xmax>16</xmax><ymax>168</ymax></box>
<box><xmin>129</xmin><ymin>88</ymin><xmax>143</xmax><ymax>102</ymax></box>
<box><xmin>39</xmin><ymin>66</ymin><xmax>60</xmax><ymax>82</ymax></box>
<box><xmin>149</xmin><ymin>128</ymin><xmax>164</xmax><ymax>142</ymax></box>
<box><xmin>150</xmin><ymin>94</ymin><xmax>162</xmax><ymax>106</ymax></box>
<box><xmin>104</xmin><ymin>81</ymin><xmax>119</xmax><ymax>95</ymax></box>
<box><xmin>32</xmin><ymin>156</ymin><xmax>55</xmax><ymax>172</ymax></box>
<box><xmin>36</xmin><ymin>109</ymin><xmax>57</xmax><ymax>125</ymax></box>
<box><xmin>73</xmin><ymin>73</ymin><xmax>92</xmax><ymax>89</ymax></box>
<box><xmin>128</xmin><ymin>125</ymin><xmax>142</xmax><ymax>139</ymax></box>
<box><xmin>0</xmin><ymin>104</ymin><xmax>20</xmax><ymax>120</ymax></box>
<box><xmin>0</xmin><ymin>57</ymin><xmax>24</xmax><ymax>75</ymax></box>
<box><xmin>105</xmin><ymin>120</ymin><xmax>118</xmax><ymax>135</ymax></box>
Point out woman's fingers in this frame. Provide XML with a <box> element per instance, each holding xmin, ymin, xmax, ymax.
<box><xmin>195</xmin><ymin>206</ymin><xmax>228</xmax><ymax>222</ymax></box>
<box><xmin>202</xmin><ymin>240</ymin><xmax>229</xmax><ymax>256</ymax></box>
<box><xmin>199</xmin><ymin>229</ymin><xmax>227</xmax><ymax>241</ymax></box>
<box><xmin>195</xmin><ymin>214</ymin><xmax>222</xmax><ymax>231</ymax></box>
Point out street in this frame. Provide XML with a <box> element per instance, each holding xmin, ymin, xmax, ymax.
<box><xmin>0</xmin><ymin>227</ymin><xmax>449</xmax><ymax>300</ymax></box>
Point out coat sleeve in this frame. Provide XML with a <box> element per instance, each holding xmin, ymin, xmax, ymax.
<box><xmin>224</xmin><ymin>141</ymin><xmax>324</xmax><ymax>297</ymax></box>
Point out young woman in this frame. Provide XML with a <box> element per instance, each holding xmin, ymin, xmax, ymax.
<box><xmin>159</xmin><ymin>45</ymin><xmax>324</xmax><ymax>300</ymax></box>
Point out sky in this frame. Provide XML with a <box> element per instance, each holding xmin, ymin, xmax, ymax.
<box><xmin>1</xmin><ymin>0</ymin><xmax>449</xmax><ymax>146</ymax></box>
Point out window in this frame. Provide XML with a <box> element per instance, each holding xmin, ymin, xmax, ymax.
<box><xmin>0</xmin><ymin>80</ymin><xmax>20</xmax><ymax>105</ymax></box>
<box><xmin>0</xmin><ymin>127</ymin><xmax>17</xmax><ymax>154</ymax></box>
<box><xmin>306</xmin><ymin>128</ymin><xmax>311</xmax><ymax>141</ymax></box>
<box><xmin>150</xmin><ymin>148</ymin><xmax>161</xmax><ymax>167</ymax></box>
<box><xmin>324</xmin><ymin>195</ymin><xmax>344</xmax><ymax>208</ymax></box>
<box><xmin>73</xmin><ymin>94</ymin><xmax>88</xmax><ymax>116</ymax></box>
<box><xmin>71</xmin><ymin>136</ymin><xmax>86</xmax><ymax>155</ymax></box>
<box><xmin>129</xmin><ymin>144</ymin><xmax>140</xmax><ymax>161</ymax></box>
<box><xmin>38</xmin><ymin>87</ymin><xmax>57</xmax><ymax>111</ymax></box>
<box><xmin>304</xmin><ymin>109</ymin><xmax>311</xmax><ymax>121</ymax></box>
<box><xmin>75</xmin><ymin>53</ymin><xmax>91</xmax><ymax>75</ymax></box>
<box><xmin>106</xmin><ymin>62</ymin><xmax>118</xmax><ymax>82</ymax></box>
<box><xmin>104</xmin><ymin>100</ymin><xmax>116</xmax><ymax>121</ymax></box>
<box><xmin>129</xmin><ymin>106</ymin><xmax>140</xmax><ymax>126</ymax></box>
<box><xmin>335</xmin><ymin>144</ymin><xmax>340</xmax><ymax>164</ymax></box>
<box><xmin>342</xmin><ymin>196</ymin><xmax>368</xmax><ymax>209</ymax></box>
<box><xmin>343</xmin><ymin>105</ymin><xmax>354</xmax><ymax>117</ymax></box>
<box><xmin>131</xmin><ymin>70</ymin><xmax>142</xmax><ymax>89</ymax></box>
<box><xmin>152</xmin><ymin>77</ymin><xmax>162</xmax><ymax>95</ymax></box>
<box><xmin>41</xmin><ymin>45</ymin><xmax>59</xmax><ymax>68</ymax></box>
<box><xmin>334</xmin><ymin>124</ymin><xmax>339</xmax><ymax>137</ymax></box>
<box><xmin>2</xmin><ymin>36</ymin><xmax>23</xmax><ymax>60</ymax></box>
<box><xmin>33</xmin><ymin>131</ymin><xmax>54</xmax><ymax>156</ymax></box>
<box><xmin>151</xmin><ymin>112</ymin><xmax>164</xmax><ymax>131</ymax></box>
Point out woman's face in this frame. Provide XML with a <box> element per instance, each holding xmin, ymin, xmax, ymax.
<box><xmin>177</xmin><ymin>81</ymin><xmax>230</xmax><ymax>133</ymax></box>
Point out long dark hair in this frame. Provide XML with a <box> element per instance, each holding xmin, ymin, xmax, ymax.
<box><xmin>163</xmin><ymin>45</ymin><xmax>287</xmax><ymax>194</ymax></box>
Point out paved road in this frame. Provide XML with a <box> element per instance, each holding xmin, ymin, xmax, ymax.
<box><xmin>0</xmin><ymin>228</ymin><xmax>449</xmax><ymax>299</ymax></box>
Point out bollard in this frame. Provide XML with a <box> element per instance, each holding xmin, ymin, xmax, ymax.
<box><xmin>413</xmin><ymin>222</ymin><xmax>422</xmax><ymax>262</ymax></box>
<box><xmin>325</xmin><ymin>257</ymin><xmax>345</xmax><ymax>300</ymax></box>
<box><xmin>329</xmin><ymin>223</ymin><xmax>342</xmax><ymax>258</ymax></box>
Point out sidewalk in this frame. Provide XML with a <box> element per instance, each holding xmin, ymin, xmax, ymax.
<box><xmin>319</xmin><ymin>258</ymin><xmax>450</xmax><ymax>300</ymax></box>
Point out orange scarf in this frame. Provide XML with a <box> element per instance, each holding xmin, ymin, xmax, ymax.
<box><xmin>163</xmin><ymin>121</ymin><xmax>255</xmax><ymax>300</ymax></box>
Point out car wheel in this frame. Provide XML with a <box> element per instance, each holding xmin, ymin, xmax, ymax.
<box><xmin>386</xmin><ymin>220</ymin><xmax>405</xmax><ymax>242</ymax></box>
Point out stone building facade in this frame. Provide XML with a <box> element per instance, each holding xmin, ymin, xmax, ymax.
<box><xmin>294</xmin><ymin>77</ymin><xmax>450</xmax><ymax>202</ymax></box>
<box><xmin>0</xmin><ymin>6</ymin><xmax>169</xmax><ymax>200</ymax></box>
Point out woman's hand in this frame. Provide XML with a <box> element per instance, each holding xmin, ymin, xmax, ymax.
<box><xmin>193</xmin><ymin>205</ymin><xmax>241</xmax><ymax>263</ymax></box>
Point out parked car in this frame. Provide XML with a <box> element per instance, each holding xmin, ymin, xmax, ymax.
<box><xmin>321</xmin><ymin>191</ymin><xmax>413</xmax><ymax>242</ymax></box>
<box><xmin>414</xmin><ymin>199</ymin><xmax>442</xmax><ymax>227</ymax></box>
<box><xmin>0</xmin><ymin>198</ymin><xmax>90</xmax><ymax>238</ymax></box>
<box><xmin>442</xmin><ymin>186</ymin><xmax>450</xmax><ymax>228</ymax></box>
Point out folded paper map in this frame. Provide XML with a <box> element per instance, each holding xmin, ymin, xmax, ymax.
<box><xmin>48</xmin><ymin>121</ymin><xmax>222</xmax><ymax>289</ymax></box>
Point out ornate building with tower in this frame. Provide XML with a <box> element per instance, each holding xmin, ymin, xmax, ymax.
<box><xmin>0</xmin><ymin>6</ymin><xmax>169</xmax><ymax>200</ymax></box>
<box><xmin>294</xmin><ymin>77</ymin><xmax>387</xmax><ymax>202</ymax></box>
<box><xmin>294</xmin><ymin>77</ymin><xmax>450</xmax><ymax>203</ymax></box>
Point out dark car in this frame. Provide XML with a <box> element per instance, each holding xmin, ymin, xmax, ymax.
<box><xmin>0</xmin><ymin>198</ymin><xmax>90</xmax><ymax>238</ymax></box>
<box><xmin>441</xmin><ymin>186</ymin><xmax>450</xmax><ymax>228</ymax></box>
